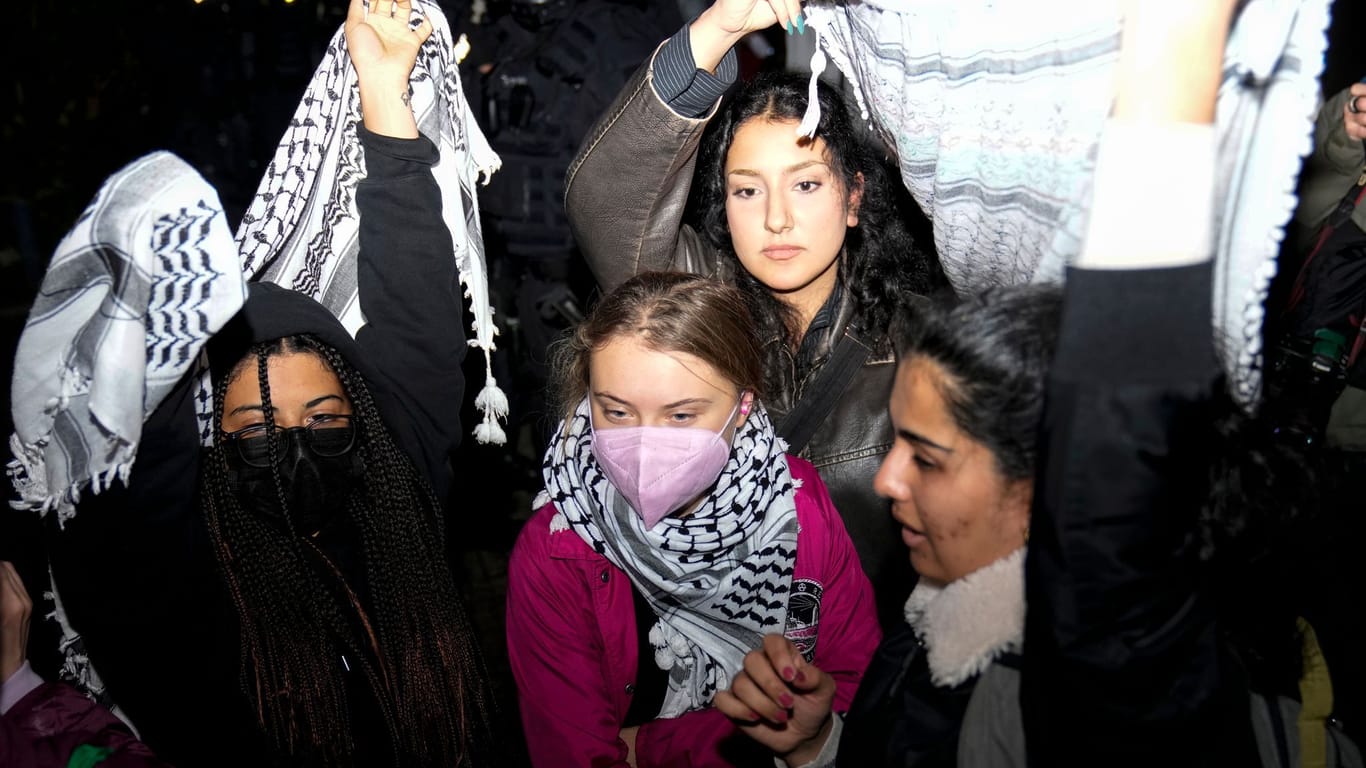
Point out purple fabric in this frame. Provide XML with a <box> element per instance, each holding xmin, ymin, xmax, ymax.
<box><xmin>1</xmin><ymin>679</ymin><xmax>172</xmax><ymax>767</ymax></box>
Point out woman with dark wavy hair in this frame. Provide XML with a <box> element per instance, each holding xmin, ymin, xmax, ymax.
<box><xmin>565</xmin><ymin>0</ymin><xmax>939</xmax><ymax>630</ymax></box>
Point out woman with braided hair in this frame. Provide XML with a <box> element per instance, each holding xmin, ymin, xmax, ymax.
<box><xmin>38</xmin><ymin>0</ymin><xmax>501</xmax><ymax>765</ymax></box>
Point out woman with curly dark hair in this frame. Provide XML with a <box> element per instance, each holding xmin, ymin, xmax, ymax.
<box><xmin>565</xmin><ymin>0</ymin><xmax>939</xmax><ymax>630</ymax></box>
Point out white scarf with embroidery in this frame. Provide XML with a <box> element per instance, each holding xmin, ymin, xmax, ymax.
<box><xmin>797</xmin><ymin>0</ymin><xmax>1330</xmax><ymax>409</ymax></box>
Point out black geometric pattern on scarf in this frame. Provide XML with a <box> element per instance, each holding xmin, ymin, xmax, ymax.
<box><xmin>541</xmin><ymin>398</ymin><xmax>799</xmax><ymax>717</ymax></box>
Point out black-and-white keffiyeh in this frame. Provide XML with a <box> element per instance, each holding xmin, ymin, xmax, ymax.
<box><xmin>535</xmin><ymin>398</ymin><xmax>800</xmax><ymax>718</ymax></box>
<box><xmin>8</xmin><ymin>0</ymin><xmax>502</xmax><ymax>706</ymax></box>
<box><xmin>8</xmin><ymin>152</ymin><xmax>248</xmax><ymax>524</ymax></box>
<box><xmin>222</xmin><ymin>0</ymin><xmax>507</xmax><ymax>445</ymax></box>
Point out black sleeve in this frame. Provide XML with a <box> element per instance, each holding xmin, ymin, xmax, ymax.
<box><xmin>1021</xmin><ymin>264</ymin><xmax>1246</xmax><ymax>765</ymax></box>
<box><xmin>353</xmin><ymin>127</ymin><xmax>466</xmax><ymax>497</ymax></box>
<box><xmin>44</xmin><ymin>374</ymin><xmax>273</xmax><ymax>766</ymax></box>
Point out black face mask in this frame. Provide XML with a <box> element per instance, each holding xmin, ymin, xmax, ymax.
<box><xmin>227</xmin><ymin>428</ymin><xmax>364</xmax><ymax>536</ymax></box>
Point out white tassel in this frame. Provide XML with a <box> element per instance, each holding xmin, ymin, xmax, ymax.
<box><xmin>472</xmin><ymin>351</ymin><xmax>510</xmax><ymax>445</ymax></box>
<box><xmin>547</xmin><ymin>509</ymin><xmax>568</xmax><ymax>532</ymax></box>
<box><xmin>473</xmin><ymin>418</ymin><xmax>507</xmax><ymax>446</ymax></box>
<box><xmin>474</xmin><ymin>373</ymin><xmax>509</xmax><ymax>419</ymax></box>
<box><xmin>796</xmin><ymin>47</ymin><xmax>828</xmax><ymax>138</ymax></box>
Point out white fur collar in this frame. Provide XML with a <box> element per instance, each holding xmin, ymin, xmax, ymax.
<box><xmin>903</xmin><ymin>547</ymin><xmax>1026</xmax><ymax>688</ymax></box>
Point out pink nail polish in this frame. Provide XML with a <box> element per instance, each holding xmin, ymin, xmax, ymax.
<box><xmin>795</xmin><ymin>668</ymin><xmax>807</xmax><ymax>684</ymax></box>
<box><xmin>779</xmin><ymin>692</ymin><xmax>794</xmax><ymax>708</ymax></box>
<box><xmin>782</xmin><ymin>666</ymin><xmax>795</xmax><ymax>681</ymax></box>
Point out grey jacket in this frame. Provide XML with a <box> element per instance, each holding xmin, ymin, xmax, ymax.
<box><xmin>565</xmin><ymin>54</ymin><xmax>913</xmax><ymax>628</ymax></box>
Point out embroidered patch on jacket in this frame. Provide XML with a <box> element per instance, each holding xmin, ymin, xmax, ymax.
<box><xmin>783</xmin><ymin>579</ymin><xmax>823</xmax><ymax>662</ymax></box>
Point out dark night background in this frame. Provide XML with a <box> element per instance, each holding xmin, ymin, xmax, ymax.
<box><xmin>0</xmin><ymin>0</ymin><xmax>1364</xmax><ymax>754</ymax></box>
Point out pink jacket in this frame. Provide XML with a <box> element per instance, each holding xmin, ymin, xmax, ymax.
<box><xmin>507</xmin><ymin>456</ymin><xmax>881</xmax><ymax>768</ymax></box>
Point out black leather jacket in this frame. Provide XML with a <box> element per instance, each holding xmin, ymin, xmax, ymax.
<box><xmin>566</xmin><ymin>54</ymin><xmax>913</xmax><ymax>628</ymax></box>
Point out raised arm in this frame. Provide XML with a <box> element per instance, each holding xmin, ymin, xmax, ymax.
<box><xmin>346</xmin><ymin>0</ymin><xmax>430</xmax><ymax>138</ymax></box>
<box><xmin>563</xmin><ymin>44</ymin><xmax>718</xmax><ymax>292</ymax></box>
<box><xmin>1022</xmin><ymin>2</ymin><xmax>1235</xmax><ymax>763</ymax></box>
<box><xmin>687</xmin><ymin>0</ymin><xmax>801</xmax><ymax>72</ymax></box>
<box><xmin>564</xmin><ymin>0</ymin><xmax>798</xmax><ymax>292</ymax></box>
<box><xmin>344</xmin><ymin>0</ymin><xmax>467</xmax><ymax>493</ymax></box>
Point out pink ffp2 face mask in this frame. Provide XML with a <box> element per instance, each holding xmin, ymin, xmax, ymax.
<box><xmin>590</xmin><ymin>399</ymin><xmax>742</xmax><ymax>531</ymax></box>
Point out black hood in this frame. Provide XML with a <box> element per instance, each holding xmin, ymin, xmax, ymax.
<box><xmin>206</xmin><ymin>281</ymin><xmax>380</xmax><ymax>393</ymax></box>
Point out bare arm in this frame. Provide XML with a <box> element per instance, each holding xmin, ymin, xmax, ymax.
<box><xmin>344</xmin><ymin>0</ymin><xmax>432</xmax><ymax>139</ymax></box>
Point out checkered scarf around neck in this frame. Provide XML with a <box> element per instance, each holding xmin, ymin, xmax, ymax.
<box><xmin>536</xmin><ymin>398</ymin><xmax>800</xmax><ymax>718</ymax></box>
<box><xmin>226</xmin><ymin>0</ymin><xmax>507</xmax><ymax>445</ymax></box>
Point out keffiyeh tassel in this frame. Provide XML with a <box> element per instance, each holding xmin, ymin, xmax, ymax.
<box><xmin>796</xmin><ymin>46</ymin><xmax>828</xmax><ymax>138</ymax></box>
<box><xmin>472</xmin><ymin>355</ymin><xmax>509</xmax><ymax>445</ymax></box>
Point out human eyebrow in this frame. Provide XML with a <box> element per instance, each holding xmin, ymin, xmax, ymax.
<box><xmin>305</xmin><ymin>394</ymin><xmax>345</xmax><ymax>409</ymax></box>
<box><xmin>228</xmin><ymin>403</ymin><xmax>272</xmax><ymax>418</ymax></box>
<box><xmin>784</xmin><ymin>160</ymin><xmax>828</xmax><ymax>175</ymax></box>
<box><xmin>727</xmin><ymin>161</ymin><xmax>829</xmax><ymax>178</ymax></box>
<box><xmin>897</xmin><ymin>428</ymin><xmax>954</xmax><ymax>453</ymax></box>
<box><xmin>594</xmin><ymin>392</ymin><xmax>631</xmax><ymax>407</ymax></box>
<box><xmin>661</xmin><ymin>397</ymin><xmax>712</xmax><ymax>409</ymax></box>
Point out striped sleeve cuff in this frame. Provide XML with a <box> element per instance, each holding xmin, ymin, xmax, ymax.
<box><xmin>652</xmin><ymin>24</ymin><xmax>738</xmax><ymax>118</ymax></box>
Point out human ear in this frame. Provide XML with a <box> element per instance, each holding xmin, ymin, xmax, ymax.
<box><xmin>846</xmin><ymin>172</ymin><xmax>865</xmax><ymax>227</ymax></box>
<box><xmin>1004</xmin><ymin>478</ymin><xmax>1034</xmax><ymax>547</ymax></box>
<box><xmin>736</xmin><ymin>391</ymin><xmax>755</xmax><ymax>427</ymax></box>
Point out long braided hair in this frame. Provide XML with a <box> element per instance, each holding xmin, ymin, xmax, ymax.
<box><xmin>201</xmin><ymin>334</ymin><xmax>497</xmax><ymax>767</ymax></box>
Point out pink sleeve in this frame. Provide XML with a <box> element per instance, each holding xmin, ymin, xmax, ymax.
<box><xmin>794</xmin><ymin>462</ymin><xmax>882</xmax><ymax>713</ymax></box>
<box><xmin>635</xmin><ymin>707</ymin><xmax>766</xmax><ymax>768</ymax></box>
<box><xmin>637</xmin><ymin>463</ymin><xmax>882</xmax><ymax>766</ymax></box>
<box><xmin>506</xmin><ymin>507</ymin><xmax>633</xmax><ymax>768</ymax></box>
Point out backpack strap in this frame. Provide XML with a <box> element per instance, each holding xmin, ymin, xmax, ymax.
<box><xmin>776</xmin><ymin>332</ymin><xmax>872</xmax><ymax>455</ymax></box>
<box><xmin>1285</xmin><ymin>166</ymin><xmax>1366</xmax><ymax>318</ymax></box>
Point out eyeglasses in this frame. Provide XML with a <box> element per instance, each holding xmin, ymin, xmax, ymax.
<box><xmin>221</xmin><ymin>414</ymin><xmax>357</xmax><ymax>468</ymax></box>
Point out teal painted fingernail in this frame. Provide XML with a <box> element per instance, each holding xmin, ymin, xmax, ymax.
<box><xmin>786</xmin><ymin>20</ymin><xmax>794</xmax><ymax>35</ymax></box>
<box><xmin>796</xmin><ymin>15</ymin><xmax>805</xmax><ymax>34</ymax></box>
